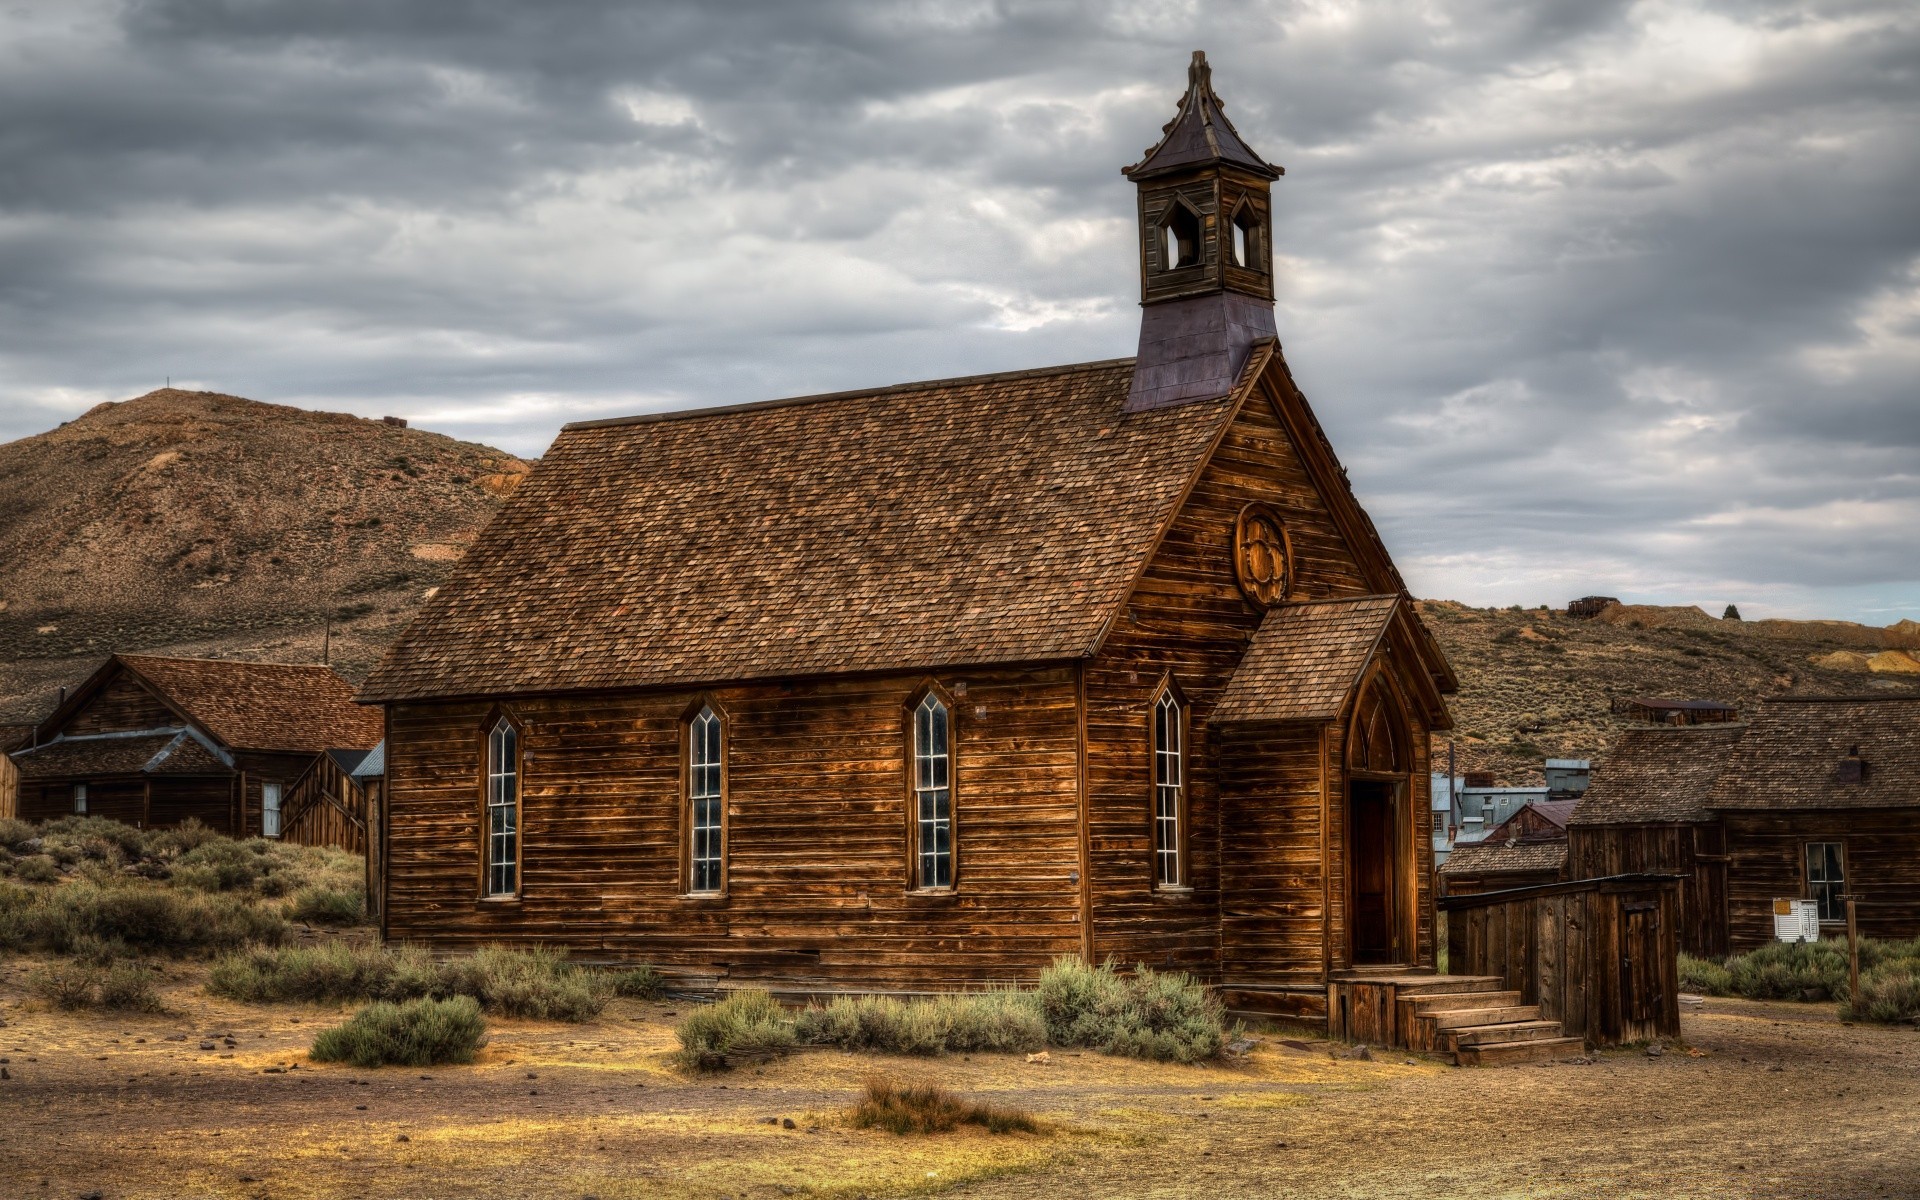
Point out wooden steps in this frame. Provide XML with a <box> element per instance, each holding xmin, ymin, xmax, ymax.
<box><xmin>1331</xmin><ymin>970</ymin><xmax>1587</xmax><ymax>1066</ymax></box>
<box><xmin>1454</xmin><ymin>1037</ymin><xmax>1585</xmax><ymax>1067</ymax></box>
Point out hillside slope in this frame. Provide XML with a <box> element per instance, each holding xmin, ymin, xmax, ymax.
<box><xmin>1423</xmin><ymin>601</ymin><xmax>1920</xmax><ymax>783</ymax></box>
<box><xmin>0</xmin><ymin>389</ymin><xmax>527</xmax><ymax>723</ymax></box>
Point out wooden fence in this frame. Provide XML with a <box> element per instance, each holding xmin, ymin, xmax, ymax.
<box><xmin>1441</xmin><ymin>873</ymin><xmax>1682</xmax><ymax>1047</ymax></box>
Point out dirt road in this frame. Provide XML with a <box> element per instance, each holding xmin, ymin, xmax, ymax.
<box><xmin>0</xmin><ymin>963</ymin><xmax>1914</xmax><ymax>1199</ymax></box>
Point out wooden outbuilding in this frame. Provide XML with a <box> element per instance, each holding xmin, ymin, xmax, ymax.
<box><xmin>359</xmin><ymin>53</ymin><xmax>1458</xmax><ymax>1011</ymax></box>
<box><xmin>1570</xmin><ymin>695</ymin><xmax>1920</xmax><ymax>954</ymax></box>
<box><xmin>7</xmin><ymin>654</ymin><xmax>383</xmax><ymax>842</ymax></box>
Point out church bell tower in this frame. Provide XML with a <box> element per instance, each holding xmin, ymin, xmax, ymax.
<box><xmin>1123</xmin><ymin>52</ymin><xmax>1284</xmax><ymax>412</ymax></box>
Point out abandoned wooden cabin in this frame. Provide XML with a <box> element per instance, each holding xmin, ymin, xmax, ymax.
<box><xmin>358</xmin><ymin>53</ymin><xmax>1458</xmax><ymax>1011</ymax></box>
<box><xmin>1436</xmin><ymin>799</ymin><xmax>1574</xmax><ymax>896</ymax></box>
<box><xmin>6</xmin><ymin>654</ymin><xmax>383</xmax><ymax>843</ymax></box>
<box><xmin>1614</xmin><ymin>696</ymin><xmax>1739</xmax><ymax>726</ymax></box>
<box><xmin>1570</xmin><ymin>695</ymin><xmax>1920</xmax><ymax>954</ymax></box>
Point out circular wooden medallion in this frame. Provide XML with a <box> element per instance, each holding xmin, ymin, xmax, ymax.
<box><xmin>1233</xmin><ymin>503</ymin><xmax>1292</xmax><ymax>608</ymax></box>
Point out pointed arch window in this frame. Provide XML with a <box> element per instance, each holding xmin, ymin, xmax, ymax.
<box><xmin>685</xmin><ymin>704</ymin><xmax>726</xmax><ymax>895</ymax></box>
<box><xmin>911</xmin><ymin>692</ymin><xmax>954</xmax><ymax>890</ymax></box>
<box><xmin>1159</xmin><ymin>203</ymin><xmax>1202</xmax><ymax>271</ymax></box>
<box><xmin>483</xmin><ymin>716</ymin><xmax>520</xmax><ymax>898</ymax></box>
<box><xmin>1229</xmin><ymin>203</ymin><xmax>1261</xmax><ymax>270</ymax></box>
<box><xmin>1152</xmin><ymin>684</ymin><xmax>1188</xmax><ymax>888</ymax></box>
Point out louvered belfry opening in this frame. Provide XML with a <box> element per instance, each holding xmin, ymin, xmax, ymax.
<box><xmin>1122</xmin><ymin>51</ymin><xmax>1285</xmax><ymax>412</ymax></box>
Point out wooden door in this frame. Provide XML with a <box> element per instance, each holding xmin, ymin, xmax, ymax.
<box><xmin>1623</xmin><ymin>901</ymin><xmax>1661</xmax><ymax>1028</ymax></box>
<box><xmin>1350</xmin><ymin>780</ymin><xmax>1396</xmax><ymax>963</ymax></box>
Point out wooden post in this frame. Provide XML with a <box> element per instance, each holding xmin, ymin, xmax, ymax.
<box><xmin>1847</xmin><ymin>896</ymin><xmax>1860</xmax><ymax>1005</ymax></box>
<box><xmin>141</xmin><ymin>779</ymin><xmax>152</xmax><ymax>830</ymax></box>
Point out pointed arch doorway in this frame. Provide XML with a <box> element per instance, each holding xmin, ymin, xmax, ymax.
<box><xmin>1347</xmin><ymin>671</ymin><xmax>1413</xmax><ymax>965</ymax></box>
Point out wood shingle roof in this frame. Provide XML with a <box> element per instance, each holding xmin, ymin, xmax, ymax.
<box><xmin>1569</xmin><ymin>725</ymin><xmax>1747</xmax><ymax>826</ymax></box>
<box><xmin>114</xmin><ymin>655</ymin><xmax>383</xmax><ymax>753</ymax></box>
<box><xmin>1211</xmin><ymin>595</ymin><xmax>1400</xmax><ymax>723</ymax></box>
<box><xmin>361</xmin><ymin>360</ymin><xmax>1245</xmax><ymax>703</ymax></box>
<box><xmin>1439</xmin><ymin>838</ymin><xmax>1567</xmax><ymax>878</ymax></box>
<box><xmin>1709</xmin><ymin>695</ymin><xmax>1920</xmax><ymax>811</ymax></box>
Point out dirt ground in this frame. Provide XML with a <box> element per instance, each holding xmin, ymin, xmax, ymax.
<box><xmin>1</xmin><ymin>960</ymin><xmax>1916</xmax><ymax>1200</ymax></box>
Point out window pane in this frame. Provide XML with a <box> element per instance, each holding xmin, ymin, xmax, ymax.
<box><xmin>913</xmin><ymin>696</ymin><xmax>953</xmax><ymax>889</ymax></box>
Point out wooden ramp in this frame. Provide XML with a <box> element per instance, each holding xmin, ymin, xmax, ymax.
<box><xmin>1328</xmin><ymin>970</ymin><xmax>1584</xmax><ymax>1066</ymax></box>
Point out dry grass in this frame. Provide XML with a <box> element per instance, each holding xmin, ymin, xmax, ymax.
<box><xmin>851</xmin><ymin>1076</ymin><xmax>1042</xmax><ymax>1135</ymax></box>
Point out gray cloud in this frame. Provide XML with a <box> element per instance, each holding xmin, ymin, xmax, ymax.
<box><xmin>2</xmin><ymin>0</ymin><xmax>1916</xmax><ymax>621</ymax></box>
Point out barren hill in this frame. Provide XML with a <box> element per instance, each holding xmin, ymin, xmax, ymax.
<box><xmin>1423</xmin><ymin>600</ymin><xmax>1920</xmax><ymax>784</ymax></box>
<box><xmin>0</xmin><ymin>389</ymin><xmax>527</xmax><ymax>724</ymax></box>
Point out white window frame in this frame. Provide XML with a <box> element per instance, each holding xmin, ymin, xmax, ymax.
<box><xmin>73</xmin><ymin>782</ymin><xmax>88</xmax><ymax>815</ymax></box>
<box><xmin>686</xmin><ymin>705</ymin><xmax>725</xmax><ymax>895</ymax></box>
<box><xmin>484</xmin><ymin>717</ymin><xmax>520</xmax><ymax>899</ymax></box>
<box><xmin>261</xmin><ymin>782</ymin><xmax>283</xmax><ymax>839</ymax></box>
<box><xmin>1153</xmin><ymin>687</ymin><xmax>1186</xmax><ymax>889</ymax></box>
<box><xmin>912</xmin><ymin>692</ymin><xmax>954</xmax><ymax>891</ymax></box>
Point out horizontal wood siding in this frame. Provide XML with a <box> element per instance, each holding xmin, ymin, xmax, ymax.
<box><xmin>1723</xmin><ymin>810</ymin><xmax>1920</xmax><ymax>951</ymax></box>
<box><xmin>147</xmin><ymin>777</ymin><xmax>237</xmax><ymax>832</ymax></box>
<box><xmin>1085</xmin><ymin>386</ymin><xmax>1374</xmax><ymax>980</ymax></box>
<box><xmin>1218</xmin><ymin>722</ymin><xmax>1325</xmax><ymax>982</ymax></box>
<box><xmin>384</xmin><ymin>666</ymin><xmax>1084</xmax><ymax>988</ymax></box>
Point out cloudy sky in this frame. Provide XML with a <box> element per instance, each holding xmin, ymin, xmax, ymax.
<box><xmin>2</xmin><ymin>1</ymin><xmax>1916</xmax><ymax>621</ymax></box>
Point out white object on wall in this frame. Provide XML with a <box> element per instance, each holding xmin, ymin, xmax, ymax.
<box><xmin>1772</xmin><ymin>898</ymin><xmax>1821</xmax><ymax>943</ymax></box>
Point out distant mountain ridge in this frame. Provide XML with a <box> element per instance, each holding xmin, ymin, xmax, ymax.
<box><xmin>1421</xmin><ymin>600</ymin><xmax>1920</xmax><ymax>784</ymax></box>
<box><xmin>0</xmin><ymin>388</ymin><xmax>527</xmax><ymax>724</ymax></box>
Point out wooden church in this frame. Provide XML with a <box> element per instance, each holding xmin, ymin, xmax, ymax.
<box><xmin>361</xmin><ymin>53</ymin><xmax>1457</xmax><ymax>1016</ymax></box>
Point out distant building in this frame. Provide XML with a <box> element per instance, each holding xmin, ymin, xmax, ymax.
<box><xmin>1570</xmin><ymin>695</ymin><xmax>1920</xmax><ymax>953</ymax></box>
<box><xmin>6</xmin><ymin>654</ymin><xmax>382</xmax><ymax>843</ymax></box>
<box><xmin>1567</xmin><ymin>596</ymin><xmax>1620</xmax><ymax>619</ymax></box>
<box><xmin>1544</xmin><ymin>758</ymin><xmax>1591</xmax><ymax>797</ymax></box>
<box><xmin>1615</xmin><ymin>696</ymin><xmax>1739</xmax><ymax>726</ymax></box>
<box><xmin>1438</xmin><ymin>800</ymin><xmax>1574</xmax><ymax>895</ymax></box>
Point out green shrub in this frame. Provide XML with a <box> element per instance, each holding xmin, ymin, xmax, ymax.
<box><xmin>310</xmin><ymin>996</ymin><xmax>487</xmax><ymax>1068</ymax></box>
<box><xmin>28</xmin><ymin>961</ymin><xmax>163</xmax><ymax>1012</ymax></box>
<box><xmin>675</xmin><ymin>990</ymin><xmax>797</xmax><ymax>1071</ymax></box>
<box><xmin>1035</xmin><ymin>956</ymin><xmax>1131</xmax><ymax>1048</ymax></box>
<box><xmin>12</xmin><ymin>855</ymin><xmax>60</xmax><ymax>884</ymax></box>
<box><xmin>30</xmin><ymin>962</ymin><xmax>101</xmax><ymax>1009</ymax></box>
<box><xmin>437</xmin><ymin>946</ymin><xmax>609</xmax><ymax>1021</ymax></box>
<box><xmin>0</xmin><ymin>881</ymin><xmax>287</xmax><ymax>955</ymax></box>
<box><xmin>1678</xmin><ymin>953</ymin><xmax>1734</xmax><ymax>996</ymax></box>
<box><xmin>0</xmin><ymin>818</ymin><xmax>36</xmax><ymax>852</ymax></box>
<box><xmin>1843</xmin><ymin>968</ymin><xmax>1920</xmax><ymax>1024</ymax></box>
<box><xmin>796</xmin><ymin>991</ymin><xmax>1047</xmax><ymax>1057</ymax></box>
<box><xmin>209</xmin><ymin>940</ymin><xmax>419</xmax><ymax>1004</ymax></box>
<box><xmin>1101</xmin><ymin>964</ymin><xmax>1226</xmax><ymax>1063</ymax></box>
<box><xmin>288</xmin><ymin>886</ymin><xmax>366</xmax><ymax>926</ymax></box>
<box><xmin>1681</xmin><ymin>937</ymin><xmax>1920</xmax><ymax>1019</ymax></box>
<box><xmin>1034</xmin><ymin>956</ymin><xmax>1225</xmax><ymax>1063</ymax></box>
<box><xmin>850</xmin><ymin>1077</ymin><xmax>1039</xmax><ymax>1136</ymax></box>
<box><xmin>608</xmin><ymin>964</ymin><xmax>666</xmax><ymax>999</ymax></box>
<box><xmin>208</xmin><ymin>942</ymin><xmax>610</xmax><ymax>1021</ymax></box>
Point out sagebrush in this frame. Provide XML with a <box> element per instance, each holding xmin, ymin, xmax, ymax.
<box><xmin>310</xmin><ymin>996</ymin><xmax>488</xmax><ymax>1067</ymax></box>
<box><xmin>0</xmin><ymin>818</ymin><xmax>366</xmax><ymax>959</ymax></box>
<box><xmin>209</xmin><ymin>942</ymin><xmax>640</xmax><ymax>1021</ymax></box>
<box><xmin>1681</xmin><ymin>937</ymin><xmax>1920</xmax><ymax>1024</ymax></box>
<box><xmin>678</xmin><ymin>957</ymin><xmax>1226</xmax><ymax>1071</ymax></box>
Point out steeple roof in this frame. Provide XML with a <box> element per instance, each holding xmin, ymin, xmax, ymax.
<box><xmin>1123</xmin><ymin>51</ymin><xmax>1282</xmax><ymax>182</ymax></box>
